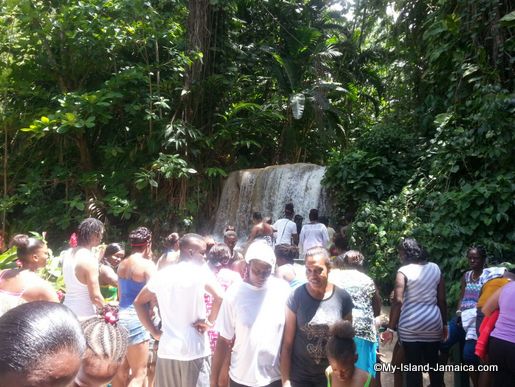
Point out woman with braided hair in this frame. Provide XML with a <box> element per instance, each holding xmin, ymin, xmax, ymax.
<box><xmin>73</xmin><ymin>305</ymin><xmax>128</xmax><ymax>386</ymax></box>
<box><xmin>440</xmin><ymin>244</ymin><xmax>508</xmax><ymax>386</ymax></box>
<box><xmin>382</xmin><ymin>237</ymin><xmax>446</xmax><ymax>387</ymax></box>
<box><xmin>115</xmin><ymin>227</ymin><xmax>156</xmax><ymax>386</ymax></box>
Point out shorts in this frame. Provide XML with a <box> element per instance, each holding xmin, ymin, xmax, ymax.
<box><xmin>155</xmin><ymin>356</ymin><xmax>211</xmax><ymax>387</ymax></box>
<box><xmin>119</xmin><ymin>306</ymin><xmax>150</xmax><ymax>345</ymax></box>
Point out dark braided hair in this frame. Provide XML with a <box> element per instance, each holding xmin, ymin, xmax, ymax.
<box><xmin>81</xmin><ymin>307</ymin><xmax>128</xmax><ymax>364</ymax></box>
<box><xmin>128</xmin><ymin>226</ymin><xmax>152</xmax><ymax>249</ymax></box>
<box><xmin>77</xmin><ymin>218</ymin><xmax>104</xmax><ymax>247</ymax></box>
<box><xmin>326</xmin><ymin>320</ymin><xmax>356</xmax><ymax>361</ymax></box>
<box><xmin>398</xmin><ymin>237</ymin><xmax>427</xmax><ymax>263</ymax></box>
<box><xmin>467</xmin><ymin>244</ymin><xmax>487</xmax><ymax>261</ymax></box>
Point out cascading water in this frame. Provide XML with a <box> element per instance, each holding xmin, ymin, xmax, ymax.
<box><xmin>213</xmin><ymin>163</ymin><xmax>332</xmax><ymax>241</ymax></box>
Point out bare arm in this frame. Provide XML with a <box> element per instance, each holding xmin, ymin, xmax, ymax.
<box><xmin>389</xmin><ymin>272</ymin><xmax>406</xmax><ymax>329</ymax></box>
<box><xmin>437</xmin><ymin>273</ymin><xmax>448</xmax><ymax>339</ymax></box>
<box><xmin>382</xmin><ymin>272</ymin><xmax>405</xmax><ymax>344</ymax></box>
<box><xmin>211</xmin><ymin>336</ymin><xmax>232</xmax><ymax>387</ymax></box>
<box><xmin>298</xmin><ymin>229</ymin><xmax>305</xmax><ymax>253</ymax></box>
<box><xmin>280</xmin><ymin>307</ymin><xmax>297</xmax><ymax>387</ymax></box>
<box><xmin>206</xmin><ymin>278</ymin><xmax>224</xmax><ymax>323</ymax></box>
<box><xmin>80</xmin><ymin>258</ymin><xmax>105</xmax><ymax>309</ymax></box>
<box><xmin>247</xmin><ymin>224</ymin><xmax>260</xmax><ymax>243</ymax></box>
<box><xmin>99</xmin><ymin>264</ymin><xmax>118</xmax><ymax>288</ymax></box>
<box><xmin>482</xmin><ymin>287</ymin><xmax>502</xmax><ymax>317</ymax></box>
<box><xmin>372</xmin><ymin>285</ymin><xmax>382</xmax><ymax>317</ymax></box>
<box><xmin>134</xmin><ymin>286</ymin><xmax>161</xmax><ymax>339</ymax></box>
<box><xmin>458</xmin><ymin>274</ymin><xmax>466</xmax><ymax>310</ymax></box>
<box><xmin>437</xmin><ymin>274</ymin><xmax>447</xmax><ymax>324</ymax></box>
<box><xmin>292</xmin><ymin>233</ymin><xmax>299</xmax><ymax>246</ymax></box>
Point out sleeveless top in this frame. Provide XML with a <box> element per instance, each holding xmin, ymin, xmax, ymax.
<box><xmin>63</xmin><ymin>250</ymin><xmax>97</xmax><ymax>319</ymax></box>
<box><xmin>398</xmin><ymin>262</ymin><xmax>442</xmax><ymax>342</ymax></box>
<box><xmin>119</xmin><ymin>277</ymin><xmax>146</xmax><ymax>309</ymax></box>
<box><xmin>0</xmin><ymin>270</ymin><xmax>26</xmax><ymax>316</ymax></box>
<box><xmin>460</xmin><ymin>267</ymin><xmax>505</xmax><ymax>311</ymax></box>
<box><xmin>326</xmin><ymin>370</ymin><xmax>371</xmax><ymax>387</ymax></box>
<box><xmin>100</xmin><ymin>284</ymin><xmax>118</xmax><ymax>302</ymax></box>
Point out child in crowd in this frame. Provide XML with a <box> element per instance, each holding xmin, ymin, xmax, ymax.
<box><xmin>326</xmin><ymin>320</ymin><xmax>372</xmax><ymax>387</ymax></box>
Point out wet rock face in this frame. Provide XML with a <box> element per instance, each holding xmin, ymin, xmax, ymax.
<box><xmin>213</xmin><ymin>163</ymin><xmax>332</xmax><ymax>241</ymax></box>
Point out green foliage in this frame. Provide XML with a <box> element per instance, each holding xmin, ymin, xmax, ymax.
<box><xmin>0</xmin><ymin>247</ymin><xmax>17</xmax><ymax>270</ymax></box>
<box><xmin>324</xmin><ymin>123</ymin><xmax>421</xmax><ymax>215</ymax></box>
<box><xmin>323</xmin><ymin>0</ymin><xmax>515</xmax><ymax>306</ymax></box>
<box><xmin>1</xmin><ymin>0</ymin><xmax>513</xmax><ymax>308</ymax></box>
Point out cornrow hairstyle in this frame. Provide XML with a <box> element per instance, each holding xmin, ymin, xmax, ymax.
<box><xmin>326</xmin><ymin>320</ymin><xmax>356</xmax><ymax>361</ymax></box>
<box><xmin>467</xmin><ymin>244</ymin><xmax>487</xmax><ymax>261</ymax></box>
<box><xmin>128</xmin><ymin>226</ymin><xmax>152</xmax><ymax>249</ymax></box>
<box><xmin>77</xmin><ymin>218</ymin><xmax>104</xmax><ymax>247</ymax></box>
<box><xmin>399</xmin><ymin>237</ymin><xmax>427</xmax><ymax>263</ymax></box>
<box><xmin>81</xmin><ymin>316</ymin><xmax>128</xmax><ymax>364</ymax></box>
<box><xmin>10</xmin><ymin>234</ymin><xmax>45</xmax><ymax>263</ymax></box>
<box><xmin>0</xmin><ymin>301</ymin><xmax>85</xmax><ymax>378</ymax></box>
<box><xmin>305</xmin><ymin>246</ymin><xmax>331</xmax><ymax>269</ymax></box>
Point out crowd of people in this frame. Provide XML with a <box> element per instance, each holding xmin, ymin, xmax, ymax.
<box><xmin>0</xmin><ymin>202</ymin><xmax>514</xmax><ymax>387</ymax></box>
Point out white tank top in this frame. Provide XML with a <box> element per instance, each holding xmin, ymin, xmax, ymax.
<box><xmin>62</xmin><ymin>249</ymin><xmax>97</xmax><ymax>319</ymax></box>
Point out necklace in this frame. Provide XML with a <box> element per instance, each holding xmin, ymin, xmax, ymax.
<box><xmin>470</xmin><ymin>271</ymin><xmax>482</xmax><ymax>282</ymax></box>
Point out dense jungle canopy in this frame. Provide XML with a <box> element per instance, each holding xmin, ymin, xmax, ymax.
<box><xmin>1</xmin><ymin>0</ymin><xmax>514</xmax><ymax>295</ymax></box>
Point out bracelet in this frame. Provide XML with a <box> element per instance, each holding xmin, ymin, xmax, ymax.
<box><xmin>386</xmin><ymin>327</ymin><xmax>396</xmax><ymax>333</ymax></box>
<box><xmin>204</xmin><ymin>318</ymin><xmax>214</xmax><ymax>327</ymax></box>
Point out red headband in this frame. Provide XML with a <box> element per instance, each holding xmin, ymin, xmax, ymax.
<box><xmin>130</xmin><ymin>241</ymin><xmax>149</xmax><ymax>247</ymax></box>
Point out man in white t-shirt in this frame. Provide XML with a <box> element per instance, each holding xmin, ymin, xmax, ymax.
<box><xmin>211</xmin><ymin>241</ymin><xmax>290</xmax><ymax>387</ymax></box>
<box><xmin>135</xmin><ymin>233</ymin><xmax>224</xmax><ymax>387</ymax></box>
<box><xmin>272</xmin><ymin>203</ymin><xmax>298</xmax><ymax>246</ymax></box>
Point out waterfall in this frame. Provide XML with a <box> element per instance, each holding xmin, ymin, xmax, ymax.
<box><xmin>213</xmin><ymin>163</ymin><xmax>332</xmax><ymax>241</ymax></box>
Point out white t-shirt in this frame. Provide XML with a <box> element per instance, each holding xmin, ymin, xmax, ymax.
<box><xmin>147</xmin><ymin>260</ymin><xmax>215</xmax><ymax>360</ymax></box>
<box><xmin>273</xmin><ymin>218</ymin><xmax>298</xmax><ymax>245</ymax></box>
<box><xmin>216</xmin><ymin>277</ymin><xmax>290</xmax><ymax>386</ymax></box>
<box><xmin>299</xmin><ymin>223</ymin><xmax>329</xmax><ymax>253</ymax></box>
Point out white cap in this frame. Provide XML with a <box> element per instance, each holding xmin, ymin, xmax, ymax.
<box><xmin>245</xmin><ymin>241</ymin><xmax>276</xmax><ymax>271</ymax></box>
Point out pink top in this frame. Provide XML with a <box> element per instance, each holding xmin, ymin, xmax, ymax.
<box><xmin>491</xmin><ymin>281</ymin><xmax>515</xmax><ymax>344</ymax></box>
